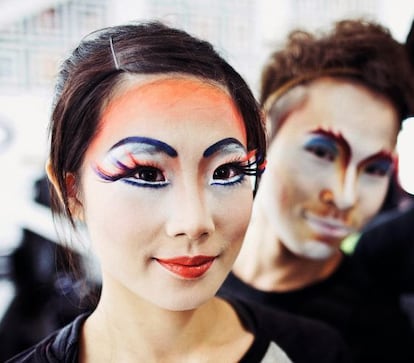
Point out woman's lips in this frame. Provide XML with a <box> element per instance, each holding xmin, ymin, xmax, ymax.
<box><xmin>155</xmin><ymin>256</ymin><xmax>216</xmax><ymax>279</ymax></box>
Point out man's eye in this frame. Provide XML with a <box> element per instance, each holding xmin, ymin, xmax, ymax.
<box><xmin>133</xmin><ymin>166</ymin><xmax>165</xmax><ymax>182</ymax></box>
<box><xmin>304</xmin><ymin>136</ymin><xmax>338</xmax><ymax>162</ymax></box>
<box><xmin>305</xmin><ymin>144</ymin><xmax>336</xmax><ymax>161</ymax></box>
<box><xmin>364</xmin><ymin>161</ymin><xmax>392</xmax><ymax>177</ymax></box>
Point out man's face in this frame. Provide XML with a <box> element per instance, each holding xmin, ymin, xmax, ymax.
<box><xmin>258</xmin><ymin>77</ymin><xmax>399</xmax><ymax>259</ymax></box>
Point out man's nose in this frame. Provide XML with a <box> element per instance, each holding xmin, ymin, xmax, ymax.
<box><xmin>319</xmin><ymin>167</ymin><xmax>358</xmax><ymax>211</ymax></box>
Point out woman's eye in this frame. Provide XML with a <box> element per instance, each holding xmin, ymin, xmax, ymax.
<box><xmin>121</xmin><ymin>166</ymin><xmax>168</xmax><ymax>188</ymax></box>
<box><xmin>211</xmin><ymin>164</ymin><xmax>244</xmax><ymax>185</ymax></box>
<box><xmin>364</xmin><ymin>161</ymin><xmax>392</xmax><ymax>177</ymax></box>
<box><xmin>305</xmin><ymin>140</ymin><xmax>338</xmax><ymax>161</ymax></box>
<box><xmin>213</xmin><ymin>165</ymin><xmax>235</xmax><ymax>179</ymax></box>
<box><xmin>133</xmin><ymin>166</ymin><xmax>165</xmax><ymax>182</ymax></box>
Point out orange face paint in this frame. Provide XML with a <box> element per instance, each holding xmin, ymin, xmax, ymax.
<box><xmin>77</xmin><ymin>74</ymin><xmax>254</xmax><ymax>312</ymax></box>
<box><xmin>89</xmin><ymin>76</ymin><xmax>247</xmax><ymax>158</ymax></box>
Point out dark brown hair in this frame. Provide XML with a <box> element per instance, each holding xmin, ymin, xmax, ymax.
<box><xmin>49</xmin><ymin>21</ymin><xmax>266</xmax><ymax>227</ymax></box>
<box><xmin>261</xmin><ymin>19</ymin><xmax>414</xmax><ymax>126</ymax></box>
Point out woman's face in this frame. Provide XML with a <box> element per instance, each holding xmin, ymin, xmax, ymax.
<box><xmin>76</xmin><ymin>76</ymin><xmax>252</xmax><ymax>311</ymax></box>
<box><xmin>258</xmin><ymin>77</ymin><xmax>399</xmax><ymax>259</ymax></box>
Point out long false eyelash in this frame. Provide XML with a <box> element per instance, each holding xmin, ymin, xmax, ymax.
<box><xmin>93</xmin><ymin>151</ymin><xmax>267</xmax><ymax>182</ymax></box>
<box><xmin>238</xmin><ymin>150</ymin><xmax>266</xmax><ymax>177</ymax></box>
<box><xmin>93</xmin><ymin>159</ymin><xmax>160</xmax><ymax>182</ymax></box>
<box><xmin>94</xmin><ymin>163</ymin><xmax>127</xmax><ymax>182</ymax></box>
<box><xmin>219</xmin><ymin>150</ymin><xmax>266</xmax><ymax>179</ymax></box>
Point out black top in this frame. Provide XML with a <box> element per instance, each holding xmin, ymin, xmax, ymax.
<box><xmin>354</xmin><ymin>205</ymin><xmax>414</xmax><ymax>293</ymax></box>
<box><xmin>219</xmin><ymin>255</ymin><xmax>414</xmax><ymax>363</ymax></box>
<box><xmin>6</xmin><ymin>298</ymin><xmax>351</xmax><ymax>363</ymax></box>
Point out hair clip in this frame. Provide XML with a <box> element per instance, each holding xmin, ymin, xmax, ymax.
<box><xmin>109</xmin><ymin>36</ymin><xmax>120</xmax><ymax>70</ymax></box>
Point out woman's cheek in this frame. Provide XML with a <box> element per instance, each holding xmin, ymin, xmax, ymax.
<box><xmin>222</xmin><ymin>189</ymin><xmax>253</xmax><ymax>235</ymax></box>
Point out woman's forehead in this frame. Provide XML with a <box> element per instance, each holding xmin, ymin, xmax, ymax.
<box><xmin>102</xmin><ymin>76</ymin><xmax>239</xmax><ymax>124</ymax></box>
<box><xmin>86</xmin><ymin>76</ymin><xmax>247</xmax><ymax>159</ymax></box>
<box><xmin>110</xmin><ymin>74</ymin><xmax>230</xmax><ymax>104</ymax></box>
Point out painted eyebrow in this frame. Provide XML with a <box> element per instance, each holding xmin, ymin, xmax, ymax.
<box><xmin>109</xmin><ymin>136</ymin><xmax>178</xmax><ymax>157</ymax></box>
<box><xmin>309</xmin><ymin>129</ymin><xmax>394</xmax><ymax>168</ymax></box>
<box><xmin>203</xmin><ymin>137</ymin><xmax>246</xmax><ymax>158</ymax></box>
<box><xmin>359</xmin><ymin>150</ymin><xmax>394</xmax><ymax>167</ymax></box>
<box><xmin>309</xmin><ymin>128</ymin><xmax>351</xmax><ymax>165</ymax></box>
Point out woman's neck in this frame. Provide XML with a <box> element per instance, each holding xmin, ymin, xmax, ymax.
<box><xmin>233</xmin><ymin>206</ymin><xmax>343</xmax><ymax>292</ymax></box>
<box><xmin>79</xmin><ymin>278</ymin><xmax>253</xmax><ymax>362</ymax></box>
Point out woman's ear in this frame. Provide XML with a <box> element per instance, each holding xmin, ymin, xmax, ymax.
<box><xmin>45</xmin><ymin>159</ymin><xmax>85</xmax><ymax>221</ymax></box>
<box><xmin>45</xmin><ymin>159</ymin><xmax>60</xmax><ymax>199</ymax></box>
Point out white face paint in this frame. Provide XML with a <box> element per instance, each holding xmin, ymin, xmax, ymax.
<box><xmin>78</xmin><ymin>76</ymin><xmax>253</xmax><ymax>310</ymax></box>
<box><xmin>258</xmin><ymin>77</ymin><xmax>399</xmax><ymax>260</ymax></box>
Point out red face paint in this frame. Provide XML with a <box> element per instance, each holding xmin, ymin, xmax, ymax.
<box><xmin>310</xmin><ymin>128</ymin><xmax>351</xmax><ymax>166</ymax></box>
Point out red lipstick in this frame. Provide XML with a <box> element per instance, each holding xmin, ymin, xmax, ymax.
<box><xmin>156</xmin><ymin>256</ymin><xmax>215</xmax><ymax>279</ymax></box>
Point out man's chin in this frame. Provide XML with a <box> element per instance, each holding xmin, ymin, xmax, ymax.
<box><xmin>298</xmin><ymin>239</ymin><xmax>338</xmax><ymax>260</ymax></box>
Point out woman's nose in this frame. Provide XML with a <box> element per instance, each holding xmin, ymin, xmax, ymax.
<box><xmin>165</xmin><ymin>184</ymin><xmax>215</xmax><ymax>241</ymax></box>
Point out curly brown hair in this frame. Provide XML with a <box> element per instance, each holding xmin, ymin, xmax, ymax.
<box><xmin>260</xmin><ymin>19</ymin><xmax>414</xmax><ymax>123</ymax></box>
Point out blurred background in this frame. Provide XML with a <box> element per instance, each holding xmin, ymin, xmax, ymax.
<box><xmin>0</xmin><ymin>0</ymin><xmax>414</xmax><ymax>358</ymax></box>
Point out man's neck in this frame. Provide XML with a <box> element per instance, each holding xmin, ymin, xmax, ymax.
<box><xmin>233</xmin><ymin>208</ymin><xmax>343</xmax><ymax>292</ymax></box>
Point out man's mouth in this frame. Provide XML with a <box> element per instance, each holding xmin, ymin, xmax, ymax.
<box><xmin>304</xmin><ymin>212</ymin><xmax>354</xmax><ymax>240</ymax></box>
